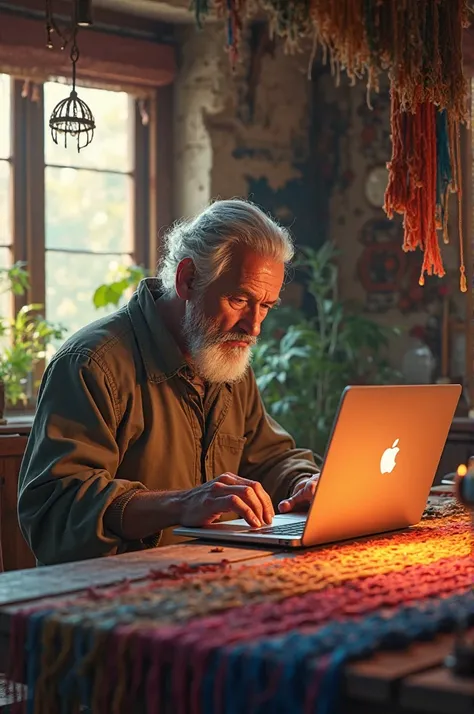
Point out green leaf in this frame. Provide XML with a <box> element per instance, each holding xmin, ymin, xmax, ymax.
<box><xmin>92</xmin><ymin>264</ymin><xmax>149</xmax><ymax>310</ymax></box>
<box><xmin>93</xmin><ymin>285</ymin><xmax>110</xmax><ymax>308</ymax></box>
<box><xmin>255</xmin><ymin>372</ymin><xmax>277</xmax><ymax>392</ymax></box>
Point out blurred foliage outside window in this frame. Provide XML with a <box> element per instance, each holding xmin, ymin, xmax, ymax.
<box><xmin>44</xmin><ymin>81</ymin><xmax>135</xmax><ymax>354</ymax></box>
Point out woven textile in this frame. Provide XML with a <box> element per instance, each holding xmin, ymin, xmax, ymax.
<box><xmin>195</xmin><ymin>0</ymin><xmax>470</xmax><ymax>288</ymax></box>
<box><xmin>7</xmin><ymin>505</ymin><xmax>473</xmax><ymax>714</ymax></box>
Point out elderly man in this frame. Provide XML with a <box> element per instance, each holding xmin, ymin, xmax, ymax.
<box><xmin>18</xmin><ymin>199</ymin><xmax>320</xmax><ymax>565</ymax></box>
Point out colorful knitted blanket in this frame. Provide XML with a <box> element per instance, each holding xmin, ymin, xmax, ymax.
<box><xmin>7</xmin><ymin>502</ymin><xmax>473</xmax><ymax>714</ymax></box>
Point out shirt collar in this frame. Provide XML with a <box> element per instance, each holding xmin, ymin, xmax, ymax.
<box><xmin>127</xmin><ymin>278</ymin><xmax>187</xmax><ymax>383</ymax></box>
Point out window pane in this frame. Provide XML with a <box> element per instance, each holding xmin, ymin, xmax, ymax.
<box><xmin>0</xmin><ymin>160</ymin><xmax>11</xmax><ymax>246</ymax></box>
<box><xmin>45</xmin><ymin>166</ymin><xmax>133</xmax><ymax>253</ymax></box>
<box><xmin>46</xmin><ymin>251</ymin><xmax>131</xmax><ymax>346</ymax></box>
<box><xmin>44</xmin><ymin>82</ymin><xmax>132</xmax><ymax>172</ymax></box>
<box><xmin>0</xmin><ymin>74</ymin><xmax>11</xmax><ymax>160</ymax></box>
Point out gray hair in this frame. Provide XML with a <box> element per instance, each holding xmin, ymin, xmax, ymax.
<box><xmin>157</xmin><ymin>198</ymin><xmax>294</xmax><ymax>293</ymax></box>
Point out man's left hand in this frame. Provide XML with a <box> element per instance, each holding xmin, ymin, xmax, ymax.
<box><xmin>278</xmin><ymin>474</ymin><xmax>320</xmax><ymax>513</ymax></box>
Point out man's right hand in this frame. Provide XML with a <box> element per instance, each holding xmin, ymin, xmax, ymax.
<box><xmin>179</xmin><ymin>473</ymin><xmax>274</xmax><ymax>528</ymax></box>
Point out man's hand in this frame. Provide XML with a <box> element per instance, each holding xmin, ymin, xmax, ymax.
<box><xmin>179</xmin><ymin>473</ymin><xmax>275</xmax><ymax>529</ymax></box>
<box><xmin>278</xmin><ymin>474</ymin><xmax>320</xmax><ymax>513</ymax></box>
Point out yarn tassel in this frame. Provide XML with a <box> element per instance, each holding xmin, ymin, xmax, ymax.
<box><xmin>384</xmin><ymin>90</ymin><xmax>408</xmax><ymax>220</ymax></box>
<box><xmin>385</xmin><ymin>94</ymin><xmax>446</xmax><ymax>285</ymax></box>
<box><xmin>89</xmin><ymin>631</ymin><xmax>112</xmax><ymax>714</ymax></box>
<box><xmin>25</xmin><ymin>611</ymin><xmax>55</xmax><ymax>714</ymax></box>
<box><xmin>7</xmin><ymin>611</ymin><xmax>29</xmax><ymax>714</ymax></box>
<box><xmin>449</xmin><ymin>114</ymin><xmax>468</xmax><ymax>292</ymax></box>
<box><xmin>214</xmin><ymin>0</ymin><xmax>246</xmax><ymax>67</ymax></box>
<box><xmin>123</xmin><ymin>630</ymin><xmax>148</xmax><ymax>714</ymax></box>
<box><xmin>35</xmin><ymin>618</ymin><xmax>65</xmax><ymax>714</ymax></box>
<box><xmin>435</xmin><ymin>110</ymin><xmax>452</xmax><ymax>237</ymax></box>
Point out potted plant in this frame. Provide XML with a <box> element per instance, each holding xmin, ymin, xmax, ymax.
<box><xmin>252</xmin><ymin>242</ymin><xmax>401</xmax><ymax>456</ymax></box>
<box><xmin>0</xmin><ymin>263</ymin><xmax>65</xmax><ymax>420</ymax></box>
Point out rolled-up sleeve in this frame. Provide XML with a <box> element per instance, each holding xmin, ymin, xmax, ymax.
<box><xmin>239</xmin><ymin>370</ymin><xmax>320</xmax><ymax>505</ymax></box>
<box><xmin>18</xmin><ymin>350</ymin><xmax>146</xmax><ymax>565</ymax></box>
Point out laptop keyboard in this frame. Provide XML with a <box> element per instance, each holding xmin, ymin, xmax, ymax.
<box><xmin>255</xmin><ymin>522</ymin><xmax>305</xmax><ymax>536</ymax></box>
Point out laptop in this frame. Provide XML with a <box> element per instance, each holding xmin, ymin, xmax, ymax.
<box><xmin>174</xmin><ymin>383</ymin><xmax>461</xmax><ymax>548</ymax></box>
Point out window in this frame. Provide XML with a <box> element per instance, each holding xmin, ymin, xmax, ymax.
<box><xmin>0</xmin><ymin>73</ymin><xmax>12</xmax><ymax>322</ymax></box>
<box><xmin>0</xmin><ymin>74</ymin><xmax>159</xmax><ymax>357</ymax></box>
<box><xmin>44</xmin><ymin>82</ymin><xmax>135</xmax><ymax>342</ymax></box>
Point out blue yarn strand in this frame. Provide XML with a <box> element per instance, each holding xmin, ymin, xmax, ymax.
<box><xmin>210</xmin><ymin>591</ymin><xmax>474</xmax><ymax>714</ymax></box>
<box><xmin>436</xmin><ymin>109</ymin><xmax>452</xmax><ymax>222</ymax></box>
<box><xmin>25</xmin><ymin>610</ymin><xmax>54</xmax><ymax>714</ymax></box>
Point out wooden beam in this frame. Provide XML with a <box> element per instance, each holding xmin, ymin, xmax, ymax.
<box><xmin>11</xmin><ymin>79</ymin><xmax>27</xmax><ymax>318</ymax></box>
<box><xmin>0</xmin><ymin>0</ymin><xmax>175</xmax><ymax>38</ymax></box>
<box><xmin>0</xmin><ymin>12</ymin><xmax>176</xmax><ymax>88</ymax></box>
<box><xmin>133</xmin><ymin>96</ymin><xmax>151</xmax><ymax>269</ymax></box>
<box><xmin>149</xmin><ymin>84</ymin><xmax>173</xmax><ymax>271</ymax></box>
<box><xmin>25</xmin><ymin>84</ymin><xmax>45</xmax><ymax>309</ymax></box>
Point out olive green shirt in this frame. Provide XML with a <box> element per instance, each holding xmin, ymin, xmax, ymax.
<box><xmin>18</xmin><ymin>279</ymin><xmax>319</xmax><ymax>565</ymax></box>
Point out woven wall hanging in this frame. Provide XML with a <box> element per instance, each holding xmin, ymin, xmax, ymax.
<box><xmin>193</xmin><ymin>0</ymin><xmax>470</xmax><ymax>292</ymax></box>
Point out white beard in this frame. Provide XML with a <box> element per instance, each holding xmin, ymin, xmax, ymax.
<box><xmin>182</xmin><ymin>300</ymin><xmax>255</xmax><ymax>384</ymax></box>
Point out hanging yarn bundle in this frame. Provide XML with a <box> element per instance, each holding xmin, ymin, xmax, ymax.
<box><xmin>382</xmin><ymin>0</ymin><xmax>469</xmax><ymax>290</ymax></box>
<box><xmin>193</xmin><ymin>0</ymin><xmax>471</xmax><ymax>291</ymax></box>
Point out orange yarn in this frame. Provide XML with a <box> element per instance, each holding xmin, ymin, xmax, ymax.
<box><xmin>385</xmin><ymin>92</ymin><xmax>467</xmax><ymax>290</ymax></box>
<box><xmin>450</xmin><ymin>115</ymin><xmax>468</xmax><ymax>292</ymax></box>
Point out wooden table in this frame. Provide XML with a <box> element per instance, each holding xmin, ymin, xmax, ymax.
<box><xmin>0</xmin><ymin>537</ymin><xmax>472</xmax><ymax>714</ymax></box>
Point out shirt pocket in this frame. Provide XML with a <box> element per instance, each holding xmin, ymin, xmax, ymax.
<box><xmin>211</xmin><ymin>433</ymin><xmax>247</xmax><ymax>477</ymax></box>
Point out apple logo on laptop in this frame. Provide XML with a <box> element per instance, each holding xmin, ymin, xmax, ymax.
<box><xmin>380</xmin><ymin>439</ymin><xmax>400</xmax><ymax>474</ymax></box>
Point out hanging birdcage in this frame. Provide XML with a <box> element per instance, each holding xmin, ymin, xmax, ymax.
<box><xmin>49</xmin><ymin>87</ymin><xmax>95</xmax><ymax>151</ymax></box>
<box><xmin>46</xmin><ymin>1</ymin><xmax>96</xmax><ymax>152</ymax></box>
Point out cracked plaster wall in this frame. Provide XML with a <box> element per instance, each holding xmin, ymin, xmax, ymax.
<box><xmin>172</xmin><ymin>23</ymin><xmax>317</xmax><ymax>256</ymax></box>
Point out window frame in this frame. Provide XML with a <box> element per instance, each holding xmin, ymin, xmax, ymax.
<box><xmin>3</xmin><ymin>74</ymin><xmax>173</xmax><ymax>412</ymax></box>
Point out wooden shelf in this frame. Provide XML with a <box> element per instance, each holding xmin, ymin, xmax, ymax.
<box><xmin>0</xmin><ymin>415</ymin><xmax>33</xmax><ymax>437</ymax></box>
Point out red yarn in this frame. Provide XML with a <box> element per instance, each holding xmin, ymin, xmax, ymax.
<box><xmin>385</xmin><ymin>94</ymin><xmax>445</xmax><ymax>284</ymax></box>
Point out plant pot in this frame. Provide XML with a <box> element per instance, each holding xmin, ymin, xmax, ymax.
<box><xmin>0</xmin><ymin>380</ymin><xmax>6</xmax><ymax>424</ymax></box>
